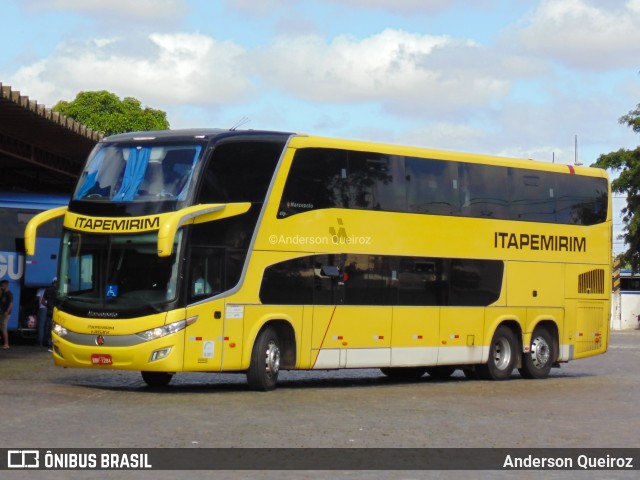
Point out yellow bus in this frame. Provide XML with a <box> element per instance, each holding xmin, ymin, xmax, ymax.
<box><xmin>25</xmin><ymin>129</ymin><xmax>611</xmax><ymax>390</ymax></box>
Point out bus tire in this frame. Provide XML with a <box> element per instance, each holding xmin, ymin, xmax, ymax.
<box><xmin>425</xmin><ymin>366</ymin><xmax>456</xmax><ymax>379</ymax></box>
<box><xmin>476</xmin><ymin>326</ymin><xmax>516</xmax><ymax>381</ymax></box>
<box><xmin>247</xmin><ymin>327</ymin><xmax>281</xmax><ymax>391</ymax></box>
<box><xmin>141</xmin><ymin>371</ymin><xmax>173</xmax><ymax>387</ymax></box>
<box><xmin>380</xmin><ymin>367</ymin><xmax>427</xmax><ymax>381</ymax></box>
<box><xmin>519</xmin><ymin>326</ymin><xmax>555</xmax><ymax>379</ymax></box>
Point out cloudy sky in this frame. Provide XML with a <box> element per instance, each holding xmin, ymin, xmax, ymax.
<box><xmin>2</xmin><ymin>0</ymin><xmax>639</xmax><ymax>251</ymax></box>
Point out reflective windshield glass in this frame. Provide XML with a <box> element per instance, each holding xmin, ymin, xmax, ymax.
<box><xmin>58</xmin><ymin>230</ymin><xmax>182</xmax><ymax>311</ymax></box>
<box><xmin>74</xmin><ymin>143</ymin><xmax>202</xmax><ymax>202</ymax></box>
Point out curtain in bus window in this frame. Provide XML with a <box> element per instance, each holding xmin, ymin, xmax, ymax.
<box><xmin>161</xmin><ymin>148</ymin><xmax>200</xmax><ymax>200</ymax></box>
<box><xmin>113</xmin><ymin>147</ymin><xmax>151</xmax><ymax>201</ymax></box>
<box><xmin>75</xmin><ymin>148</ymin><xmax>106</xmax><ymax>200</ymax></box>
<box><xmin>75</xmin><ymin>147</ymin><xmax>127</xmax><ymax>200</ymax></box>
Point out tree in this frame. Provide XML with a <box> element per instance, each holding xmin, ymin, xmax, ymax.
<box><xmin>594</xmin><ymin>103</ymin><xmax>640</xmax><ymax>270</ymax></box>
<box><xmin>52</xmin><ymin>90</ymin><xmax>170</xmax><ymax>136</ymax></box>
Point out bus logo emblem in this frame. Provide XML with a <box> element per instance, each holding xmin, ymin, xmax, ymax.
<box><xmin>96</xmin><ymin>335</ymin><xmax>105</xmax><ymax>346</ymax></box>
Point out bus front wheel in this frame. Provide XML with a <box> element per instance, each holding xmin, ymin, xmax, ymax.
<box><xmin>518</xmin><ymin>326</ymin><xmax>555</xmax><ymax>379</ymax></box>
<box><xmin>141</xmin><ymin>371</ymin><xmax>173</xmax><ymax>387</ymax></box>
<box><xmin>247</xmin><ymin>327</ymin><xmax>281</xmax><ymax>391</ymax></box>
<box><xmin>476</xmin><ymin>326</ymin><xmax>516</xmax><ymax>381</ymax></box>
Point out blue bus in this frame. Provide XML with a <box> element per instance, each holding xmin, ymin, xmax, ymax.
<box><xmin>0</xmin><ymin>193</ymin><xmax>68</xmax><ymax>336</ymax></box>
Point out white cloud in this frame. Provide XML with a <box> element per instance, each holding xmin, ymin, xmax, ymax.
<box><xmin>222</xmin><ymin>0</ymin><xmax>292</xmax><ymax>15</ymax></box>
<box><xmin>24</xmin><ymin>0</ymin><xmax>187</xmax><ymax>22</ymax></box>
<box><xmin>327</xmin><ymin>0</ymin><xmax>455</xmax><ymax>12</ymax></box>
<box><xmin>223</xmin><ymin>0</ymin><xmax>465</xmax><ymax>16</ymax></box>
<box><xmin>9</xmin><ymin>33</ymin><xmax>251</xmax><ymax>108</ymax></box>
<box><xmin>517</xmin><ymin>0</ymin><xmax>640</xmax><ymax>70</ymax></box>
<box><xmin>258</xmin><ymin>29</ymin><xmax>510</xmax><ymax>118</ymax></box>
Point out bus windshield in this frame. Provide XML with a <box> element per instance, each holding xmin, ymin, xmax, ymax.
<box><xmin>73</xmin><ymin>143</ymin><xmax>203</xmax><ymax>202</ymax></box>
<box><xmin>58</xmin><ymin>230</ymin><xmax>182</xmax><ymax>312</ymax></box>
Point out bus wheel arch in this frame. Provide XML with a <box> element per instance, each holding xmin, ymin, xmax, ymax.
<box><xmin>519</xmin><ymin>321</ymin><xmax>558</xmax><ymax>379</ymax></box>
<box><xmin>246</xmin><ymin>320</ymin><xmax>296</xmax><ymax>391</ymax></box>
<box><xmin>477</xmin><ymin>322</ymin><xmax>520</xmax><ymax>381</ymax></box>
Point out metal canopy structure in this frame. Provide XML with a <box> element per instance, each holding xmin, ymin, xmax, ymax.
<box><xmin>0</xmin><ymin>82</ymin><xmax>102</xmax><ymax>195</ymax></box>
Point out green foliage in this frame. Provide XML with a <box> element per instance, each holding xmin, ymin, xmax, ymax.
<box><xmin>593</xmin><ymin>103</ymin><xmax>640</xmax><ymax>271</ymax></box>
<box><xmin>52</xmin><ymin>90</ymin><xmax>170</xmax><ymax>136</ymax></box>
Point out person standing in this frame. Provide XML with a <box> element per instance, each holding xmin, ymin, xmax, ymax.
<box><xmin>41</xmin><ymin>278</ymin><xmax>58</xmax><ymax>352</ymax></box>
<box><xmin>36</xmin><ymin>287</ymin><xmax>48</xmax><ymax>347</ymax></box>
<box><xmin>0</xmin><ymin>280</ymin><xmax>13</xmax><ymax>349</ymax></box>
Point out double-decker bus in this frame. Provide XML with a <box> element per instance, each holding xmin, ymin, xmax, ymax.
<box><xmin>25</xmin><ymin>129</ymin><xmax>611</xmax><ymax>390</ymax></box>
<box><xmin>1</xmin><ymin>192</ymin><xmax>67</xmax><ymax>336</ymax></box>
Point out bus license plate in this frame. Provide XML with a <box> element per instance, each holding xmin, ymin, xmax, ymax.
<box><xmin>91</xmin><ymin>354</ymin><xmax>113</xmax><ymax>365</ymax></box>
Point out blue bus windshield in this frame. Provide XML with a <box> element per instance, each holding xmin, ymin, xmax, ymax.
<box><xmin>74</xmin><ymin>143</ymin><xmax>202</xmax><ymax>202</ymax></box>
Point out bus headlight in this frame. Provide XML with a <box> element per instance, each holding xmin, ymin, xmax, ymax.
<box><xmin>53</xmin><ymin>322</ymin><xmax>68</xmax><ymax>338</ymax></box>
<box><xmin>136</xmin><ymin>319</ymin><xmax>186</xmax><ymax>341</ymax></box>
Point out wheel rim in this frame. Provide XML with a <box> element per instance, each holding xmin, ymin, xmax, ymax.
<box><xmin>264</xmin><ymin>340</ymin><xmax>280</xmax><ymax>378</ymax></box>
<box><xmin>530</xmin><ymin>335</ymin><xmax>550</xmax><ymax>369</ymax></box>
<box><xmin>492</xmin><ymin>337</ymin><xmax>512</xmax><ymax>371</ymax></box>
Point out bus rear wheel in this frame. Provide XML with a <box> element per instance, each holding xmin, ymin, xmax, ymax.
<box><xmin>141</xmin><ymin>371</ymin><xmax>173</xmax><ymax>387</ymax></box>
<box><xmin>519</xmin><ymin>326</ymin><xmax>555</xmax><ymax>379</ymax></box>
<box><xmin>247</xmin><ymin>327</ymin><xmax>281</xmax><ymax>391</ymax></box>
<box><xmin>476</xmin><ymin>326</ymin><xmax>516</xmax><ymax>381</ymax></box>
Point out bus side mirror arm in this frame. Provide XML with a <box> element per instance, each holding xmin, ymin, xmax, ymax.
<box><xmin>24</xmin><ymin>206</ymin><xmax>68</xmax><ymax>256</ymax></box>
<box><xmin>157</xmin><ymin>202</ymin><xmax>251</xmax><ymax>257</ymax></box>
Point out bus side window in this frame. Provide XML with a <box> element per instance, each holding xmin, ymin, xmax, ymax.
<box><xmin>198</xmin><ymin>141</ymin><xmax>283</xmax><ymax>204</ymax></box>
<box><xmin>346</xmin><ymin>153</ymin><xmax>406</xmax><ymax>212</ymax></box>
<box><xmin>187</xmin><ymin>249</ymin><xmax>224</xmax><ymax>300</ymax></box>
<box><xmin>457</xmin><ymin>163</ymin><xmax>510</xmax><ymax>220</ymax></box>
<box><xmin>279</xmin><ymin>149</ymin><xmax>348</xmax><ymax>217</ymax></box>
<box><xmin>510</xmin><ymin>169</ymin><xmax>556</xmax><ymax>222</ymax></box>
<box><xmin>406</xmin><ymin>158</ymin><xmax>456</xmax><ymax>215</ymax></box>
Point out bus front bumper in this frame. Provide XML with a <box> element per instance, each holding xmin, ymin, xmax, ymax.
<box><xmin>51</xmin><ymin>331</ymin><xmax>185</xmax><ymax>372</ymax></box>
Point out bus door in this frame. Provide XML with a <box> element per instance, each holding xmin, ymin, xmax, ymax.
<box><xmin>182</xmin><ymin>248</ymin><xmax>227</xmax><ymax>371</ymax></box>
